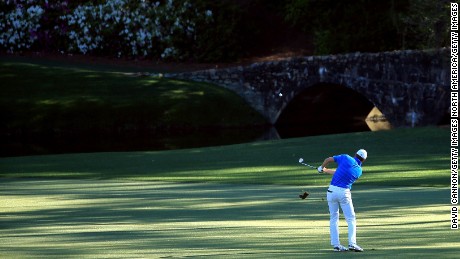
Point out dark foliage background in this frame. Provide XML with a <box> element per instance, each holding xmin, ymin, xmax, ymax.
<box><xmin>179</xmin><ymin>0</ymin><xmax>449</xmax><ymax>60</ymax></box>
<box><xmin>0</xmin><ymin>0</ymin><xmax>450</xmax><ymax>62</ymax></box>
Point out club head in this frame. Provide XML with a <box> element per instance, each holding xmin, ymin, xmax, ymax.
<box><xmin>298</xmin><ymin>158</ymin><xmax>304</xmax><ymax>163</ymax></box>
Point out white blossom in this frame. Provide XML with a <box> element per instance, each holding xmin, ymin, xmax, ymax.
<box><xmin>1</xmin><ymin>0</ymin><xmax>213</xmax><ymax>58</ymax></box>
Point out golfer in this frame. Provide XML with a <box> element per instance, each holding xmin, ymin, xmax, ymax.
<box><xmin>317</xmin><ymin>149</ymin><xmax>367</xmax><ymax>252</ymax></box>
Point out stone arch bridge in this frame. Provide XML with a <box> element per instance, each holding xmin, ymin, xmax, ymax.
<box><xmin>167</xmin><ymin>48</ymin><xmax>449</xmax><ymax>128</ymax></box>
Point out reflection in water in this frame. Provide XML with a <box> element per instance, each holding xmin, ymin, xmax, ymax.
<box><xmin>275</xmin><ymin>83</ymin><xmax>375</xmax><ymax>138</ymax></box>
<box><xmin>1</xmin><ymin>127</ymin><xmax>268</xmax><ymax>157</ymax></box>
<box><xmin>3</xmin><ymin>83</ymin><xmax>396</xmax><ymax>157</ymax></box>
<box><xmin>3</xmin><ymin>118</ymin><xmax>391</xmax><ymax>157</ymax></box>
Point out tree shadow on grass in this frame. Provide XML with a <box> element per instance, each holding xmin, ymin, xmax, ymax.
<box><xmin>0</xmin><ymin>180</ymin><xmax>457</xmax><ymax>258</ymax></box>
<box><xmin>0</xmin><ymin>147</ymin><xmax>449</xmax><ymax>187</ymax></box>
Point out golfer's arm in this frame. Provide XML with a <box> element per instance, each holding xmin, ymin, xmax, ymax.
<box><xmin>321</xmin><ymin>157</ymin><xmax>336</xmax><ymax>175</ymax></box>
<box><xmin>322</xmin><ymin>168</ymin><xmax>336</xmax><ymax>175</ymax></box>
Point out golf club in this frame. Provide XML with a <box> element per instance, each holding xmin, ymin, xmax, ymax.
<box><xmin>298</xmin><ymin>158</ymin><xmax>317</xmax><ymax>169</ymax></box>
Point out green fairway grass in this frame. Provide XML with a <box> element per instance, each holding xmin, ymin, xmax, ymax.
<box><xmin>0</xmin><ymin>126</ymin><xmax>453</xmax><ymax>258</ymax></box>
<box><xmin>0</xmin><ymin>180</ymin><xmax>456</xmax><ymax>258</ymax></box>
<box><xmin>0</xmin><ymin>60</ymin><xmax>266</xmax><ymax>156</ymax></box>
<box><xmin>0</xmin><ymin>126</ymin><xmax>449</xmax><ymax>187</ymax></box>
<box><xmin>0</xmin><ymin>57</ymin><xmax>453</xmax><ymax>257</ymax></box>
<box><xmin>0</xmin><ymin>60</ymin><xmax>264</xmax><ymax>130</ymax></box>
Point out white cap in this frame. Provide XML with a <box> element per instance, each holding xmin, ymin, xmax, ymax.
<box><xmin>356</xmin><ymin>149</ymin><xmax>367</xmax><ymax>160</ymax></box>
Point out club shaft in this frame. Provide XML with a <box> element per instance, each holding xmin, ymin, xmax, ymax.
<box><xmin>300</xmin><ymin>162</ymin><xmax>316</xmax><ymax>169</ymax></box>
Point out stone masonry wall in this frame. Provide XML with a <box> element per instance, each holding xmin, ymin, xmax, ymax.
<box><xmin>166</xmin><ymin>48</ymin><xmax>450</xmax><ymax>127</ymax></box>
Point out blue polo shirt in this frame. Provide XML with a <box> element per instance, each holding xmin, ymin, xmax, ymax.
<box><xmin>330</xmin><ymin>154</ymin><xmax>362</xmax><ymax>189</ymax></box>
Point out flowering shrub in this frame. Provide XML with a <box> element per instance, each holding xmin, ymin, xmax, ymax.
<box><xmin>0</xmin><ymin>0</ymin><xmax>213</xmax><ymax>60</ymax></box>
<box><xmin>0</xmin><ymin>0</ymin><xmax>44</xmax><ymax>53</ymax></box>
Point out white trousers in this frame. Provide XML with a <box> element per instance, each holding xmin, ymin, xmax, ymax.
<box><xmin>326</xmin><ymin>185</ymin><xmax>357</xmax><ymax>247</ymax></box>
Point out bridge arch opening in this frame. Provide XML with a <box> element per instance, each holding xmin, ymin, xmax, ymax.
<box><xmin>275</xmin><ymin>83</ymin><xmax>384</xmax><ymax>138</ymax></box>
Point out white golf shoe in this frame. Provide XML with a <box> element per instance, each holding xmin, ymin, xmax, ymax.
<box><xmin>333</xmin><ymin>245</ymin><xmax>349</xmax><ymax>252</ymax></box>
<box><xmin>349</xmin><ymin>244</ymin><xmax>364</xmax><ymax>252</ymax></box>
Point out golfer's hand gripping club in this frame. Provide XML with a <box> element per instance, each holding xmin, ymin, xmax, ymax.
<box><xmin>317</xmin><ymin>166</ymin><xmax>324</xmax><ymax>173</ymax></box>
